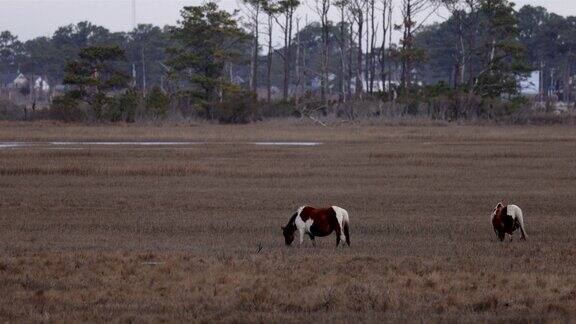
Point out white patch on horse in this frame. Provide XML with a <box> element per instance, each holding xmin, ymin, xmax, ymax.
<box><xmin>507</xmin><ymin>204</ymin><xmax>527</xmax><ymax>239</ymax></box>
<box><xmin>332</xmin><ymin>206</ymin><xmax>349</xmax><ymax>242</ymax></box>
<box><xmin>294</xmin><ymin>206</ymin><xmax>314</xmax><ymax>244</ymax></box>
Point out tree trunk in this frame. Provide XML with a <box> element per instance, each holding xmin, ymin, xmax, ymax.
<box><xmin>267</xmin><ymin>14</ymin><xmax>273</xmax><ymax>103</ymax></box>
<box><xmin>365</xmin><ymin>9</ymin><xmax>370</xmax><ymax>93</ymax></box>
<box><xmin>356</xmin><ymin>13</ymin><xmax>364</xmax><ymax>96</ymax></box>
<box><xmin>320</xmin><ymin>1</ymin><xmax>330</xmax><ymax>104</ymax></box>
<box><xmin>282</xmin><ymin>8</ymin><xmax>295</xmax><ymax>101</ymax></box>
<box><xmin>295</xmin><ymin>18</ymin><xmax>301</xmax><ymax>106</ymax></box>
<box><xmin>348</xmin><ymin>22</ymin><xmax>354</xmax><ymax>99</ymax></box>
<box><xmin>387</xmin><ymin>3</ymin><xmax>393</xmax><ymax>91</ymax></box>
<box><xmin>339</xmin><ymin>6</ymin><xmax>346</xmax><ymax>103</ymax></box>
<box><xmin>251</xmin><ymin>7</ymin><xmax>259</xmax><ymax>94</ymax></box>
<box><xmin>283</xmin><ymin>14</ymin><xmax>290</xmax><ymax>100</ymax></box>
<box><xmin>369</xmin><ymin>0</ymin><xmax>376</xmax><ymax>93</ymax></box>
<box><xmin>401</xmin><ymin>0</ymin><xmax>413</xmax><ymax>89</ymax></box>
<box><xmin>380</xmin><ymin>0</ymin><xmax>388</xmax><ymax>91</ymax></box>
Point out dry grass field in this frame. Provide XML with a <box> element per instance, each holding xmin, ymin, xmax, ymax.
<box><xmin>1</xmin><ymin>121</ymin><xmax>576</xmax><ymax>322</ymax></box>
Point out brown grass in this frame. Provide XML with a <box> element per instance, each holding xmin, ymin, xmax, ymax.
<box><xmin>1</xmin><ymin>122</ymin><xmax>576</xmax><ymax>322</ymax></box>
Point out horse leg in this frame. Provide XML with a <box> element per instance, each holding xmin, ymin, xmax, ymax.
<box><xmin>343</xmin><ymin>222</ymin><xmax>350</xmax><ymax>247</ymax></box>
<box><xmin>517</xmin><ymin>219</ymin><xmax>528</xmax><ymax>241</ymax></box>
<box><xmin>520</xmin><ymin>227</ymin><xmax>527</xmax><ymax>241</ymax></box>
<box><xmin>335</xmin><ymin>226</ymin><xmax>342</xmax><ymax>247</ymax></box>
<box><xmin>298</xmin><ymin>228</ymin><xmax>305</xmax><ymax>246</ymax></box>
<box><xmin>308</xmin><ymin>233</ymin><xmax>316</xmax><ymax>247</ymax></box>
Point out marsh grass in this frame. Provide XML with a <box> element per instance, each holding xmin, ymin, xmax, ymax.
<box><xmin>0</xmin><ymin>122</ymin><xmax>576</xmax><ymax>322</ymax></box>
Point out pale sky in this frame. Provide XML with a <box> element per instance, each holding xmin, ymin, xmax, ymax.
<box><xmin>0</xmin><ymin>0</ymin><xmax>574</xmax><ymax>44</ymax></box>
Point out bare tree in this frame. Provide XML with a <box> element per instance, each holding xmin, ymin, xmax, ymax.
<box><xmin>441</xmin><ymin>0</ymin><xmax>468</xmax><ymax>87</ymax></box>
<box><xmin>312</xmin><ymin>0</ymin><xmax>331</xmax><ymax>103</ymax></box>
<box><xmin>295</xmin><ymin>17</ymin><xmax>302</xmax><ymax>105</ymax></box>
<box><xmin>463</xmin><ymin>0</ymin><xmax>480</xmax><ymax>88</ymax></box>
<box><xmin>387</xmin><ymin>2</ymin><xmax>394</xmax><ymax>89</ymax></box>
<box><xmin>368</xmin><ymin>0</ymin><xmax>377</xmax><ymax>93</ymax></box>
<box><xmin>347</xmin><ymin>15</ymin><xmax>355</xmax><ymax>98</ymax></box>
<box><xmin>440</xmin><ymin>0</ymin><xmax>482</xmax><ymax>89</ymax></box>
<box><xmin>399</xmin><ymin>0</ymin><xmax>439</xmax><ymax>89</ymax></box>
<box><xmin>378</xmin><ymin>0</ymin><xmax>391</xmax><ymax>90</ymax></box>
<box><xmin>275</xmin><ymin>0</ymin><xmax>301</xmax><ymax>100</ymax></box>
<box><xmin>263</xmin><ymin>1</ymin><xmax>277</xmax><ymax>103</ymax></box>
<box><xmin>334</xmin><ymin>0</ymin><xmax>349</xmax><ymax>102</ymax></box>
<box><xmin>241</xmin><ymin>0</ymin><xmax>264</xmax><ymax>94</ymax></box>
<box><xmin>349</xmin><ymin>0</ymin><xmax>367</xmax><ymax>97</ymax></box>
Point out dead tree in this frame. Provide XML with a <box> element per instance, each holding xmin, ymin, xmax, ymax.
<box><xmin>241</xmin><ymin>0</ymin><xmax>264</xmax><ymax>94</ymax></box>
<box><xmin>335</xmin><ymin>0</ymin><xmax>350</xmax><ymax>102</ymax></box>
<box><xmin>442</xmin><ymin>0</ymin><xmax>468</xmax><ymax>87</ymax></box>
<box><xmin>349</xmin><ymin>0</ymin><xmax>367</xmax><ymax>97</ymax></box>
<box><xmin>264</xmin><ymin>3</ymin><xmax>276</xmax><ymax>103</ymax></box>
<box><xmin>313</xmin><ymin>0</ymin><xmax>332</xmax><ymax>104</ymax></box>
<box><xmin>399</xmin><ymin>0</ymin><xmax>439</xmax><ymax>90</ymax></box>
<box><xmin>368</xmin><ymin>0</ymin><xmax>377</xmax><ymax>93</ymax></box>
<box><xmin>387</xmin><ymin>2</ymin><xmax>393</xmax><ymax>90</ymax></box>
<box><xmin>295</xmin><ymin>17</ymin><xmax>303</xmax><ymax>105</ymax></box>
<box><xmin>275</xmin><ymin>0</ymin><xmax>300</xmax><ymax>101</ymax></box>
<box><xmin>379</xmin><ymin>0</ymin><xmax>391</xmax><ymax>91</ymax></box>
<box><xmin>347</xmin><ymin>15</ymin><xmax>355</xmax><ymax>99</ymax></box>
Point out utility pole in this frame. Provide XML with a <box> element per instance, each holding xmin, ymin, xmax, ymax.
<box><xmin>131</xmin><ymin>0</ymin><xmax>136</xmax><ymax>30</ymax></box>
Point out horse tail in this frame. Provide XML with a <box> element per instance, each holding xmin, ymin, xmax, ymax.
<box><xmin>339</xmin><ymin>207</ymin><xmax>350</xmax><ymax>246</ymax></box>
<box><xmin>343</xmin><ymin>220</ymin><xmax>350</xmax><ymax>246</ymax></box>
<box><xmin>517</xmin><ymin>208</ymin><xmax>527</xmax><ymax>240</ymax></box>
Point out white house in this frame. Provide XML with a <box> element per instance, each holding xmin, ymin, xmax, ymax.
<box><xmin>8</xmin><ymin>73</ymin><xmax>50</xmax><ymax>92</ymax></box>
<box><xmin>34</xmin><ymin>76</ymin><xmax>50</xmax><ymax>92</ymax></box>
<box><xmin>11</xmin><ymin>73</ymin><xmax>28</xmax><ymax>88</ymax></box>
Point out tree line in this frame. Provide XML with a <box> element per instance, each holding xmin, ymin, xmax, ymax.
<box><xmin>0</xmin><ymin>0</ymin><xmax>575</xmax><ymax>123</ymax></box>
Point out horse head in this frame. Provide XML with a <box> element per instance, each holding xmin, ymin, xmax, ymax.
<box><xmin>281</xmin><ymin>225</ymin><xmax>295</xmax><ymax>246</ymax></box>
<box><xmin>282</xmin><ymin>212</ymin><xmax>299</xmax><ymax>246</ymax></box>
<box><xmin>492</xmin><ymin>201</ymin><xmax>506</xmax><ymax>218</ymax></box>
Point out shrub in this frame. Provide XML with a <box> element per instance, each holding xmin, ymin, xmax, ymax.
<box><xmin>0</xmin><ymin>99</ymin><xmax>24</xmax><ymax>120</ymax></box>
<box><xmin>145</xmin><ymin>87</ymin><xmax>170</xmax><ymax>119</ymax></box>
<box><xmin>260</xmin><ymin>100</ymin><xmax>297</xmax><ymax>118</ymax></box>
<box><xmin>211</xmin><ymin>91</ymin><xmax>261</xmax><ymax>124</ymax></box>
<box><xmin>48</xmin><ymin>95</ymin><xmax>86</xmax><ymax>122</ymax></box>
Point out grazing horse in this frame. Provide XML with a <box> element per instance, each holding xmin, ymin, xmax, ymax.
<box><xmin>491</xmin><ymin>202</ymin><xmax>527</xmax><ymax>241</ymax></box>
<box><xmin>282</xmin><ymin>206</ymin><xmax>350</xmax><ymax>247</ymax></box>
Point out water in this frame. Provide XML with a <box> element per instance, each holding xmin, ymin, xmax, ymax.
<box><xmin>253</xmin><ymin>142</ymin><xmax>322</xmax><ymax>146</ymax></box>
<box><xmin>0</xmin><ymin>141</ymin><xmax>322</xmax><ymax>149</ymax></box>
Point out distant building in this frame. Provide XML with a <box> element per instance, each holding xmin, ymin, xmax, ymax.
<box><xmin>34</xmin><ymin>76</ymin><xmax>51</xmax><ymax>92</ymax></box>
<box><xmin>350</xmin><ymin>77</ymin><xmax>401</xmax><ymax>93</ymax></box>
<box><xmin>520</xmin><ymin>71</ymin><xmax>540</xmax><ymax>96</ymax></box>
<box><xmin>11</xmin><ymin>73</ymin><xmax>28</xmax><ymax>88</ymax></box>
<box><xmin>310</xmin><ymin>73</ymin><xmax>337</xmax><ymax>91</ymax></box>
<box><xmin>0</xmin><ymin>72</ymin><xmax>53</xmax><ymax>107</ymax></box>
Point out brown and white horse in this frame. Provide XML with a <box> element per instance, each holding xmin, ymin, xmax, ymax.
<box><xmin>491</xmin><ymin>202</ymin><xmax>527</xmax><ymax>241</ymax></box>
<box><xmin>282</xmin><ymin>206</ymin><xmax>350</xmax><ymax>247</ymax></box>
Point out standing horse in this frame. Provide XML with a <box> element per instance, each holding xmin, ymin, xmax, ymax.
<box><xmin>491</xmin><ymin>202</ymin><xmax>527</xmax><ymax>241</ymax></box>
<box><xmin>282</xmin><ymin>206</ymin><xmax>350</xmax><ymax>247</ymax></box>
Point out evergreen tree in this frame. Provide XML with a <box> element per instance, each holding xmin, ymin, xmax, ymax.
<box><xmin>63</xmin><ymin>46</ymin><xmax>129</xmax><ymax>120</ymax></box>
<box><xmin>167</xmin><ymin>2</ymin><xmax>249</xmax><ymax>116</ymax></box>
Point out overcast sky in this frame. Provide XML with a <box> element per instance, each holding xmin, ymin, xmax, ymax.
<box><xmin>0</xmin><ymin>0</ymin><xmax>575</xmax><ymax>44</ymax></box>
